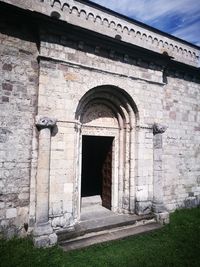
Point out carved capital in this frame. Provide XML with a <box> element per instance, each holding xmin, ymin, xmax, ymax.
<box><xmin>36</xmin><ymin>116</ymin><xmax>57</xmax><ymax>130</ymax></box>
<box><xmin>74</xmin><ymin>122</ymin><xmax>81</xmax><ymax>132</ymax></box>
<box><xmin>153</xmin><ymin>123</ymin><xmax>167</xmax><ymax>135</ymax></box>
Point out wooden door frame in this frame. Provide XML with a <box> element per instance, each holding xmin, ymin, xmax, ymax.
<box><xmin>101</xmin><ymin>137</ymin><xmax>113</xmax><ymax>209</ymax></box>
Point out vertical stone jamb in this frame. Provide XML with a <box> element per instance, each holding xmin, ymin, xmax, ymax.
<box><xmin>135</xmin><ymin>126</ymin><xmax>153</xmax><ymax>215</ymax></box>
<box><xmin>153</xmin><ymin>123</ymin><xmax>169</xmax><ymax>224</ymax></box>
<box><xmin>74</xmin><ymin>122</ymin><xmax>82</xmax><ymax>221</ymax></box>
<box><xmin>118</xmin><ymin>128</ymin><xmax>125</xmax><ymax>212</ymax></box>
<box><xmin>123</xmin><ymin>125</ymin><xmax>131</xmax><ymax>212</ymax></box>
<box><xmin>129</xmin><ymin>127</ymin><xmax>136</xmax><ymax>213</ymax></box>
<box><xmin>33</xmin><ymin>116</ymin><xmax>57</xmax><ymax>247</ymax></box>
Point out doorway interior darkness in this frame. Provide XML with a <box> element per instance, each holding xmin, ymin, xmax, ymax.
<box><xmin>81</xmin><ymin>135</ymin><xmax>114</xmax><ymax>209</ymax></box>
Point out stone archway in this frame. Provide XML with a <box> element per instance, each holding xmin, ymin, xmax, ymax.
<box><xmin>74</xmin><ymin>85</ymin><xmax>139</xmax><ymax>220</ymax></box>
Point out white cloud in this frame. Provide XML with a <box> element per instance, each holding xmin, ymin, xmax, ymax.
<box><xmin>90</xmin><ymin>0</ymin><xmax>200</xmax><ymax>45</ymax></box>
<box><xmin>173</xmin><ymin>20</ymin><xmax>200</xmax><ymax>45</ymax></box>
<box><xmin>91</xmin><ymin>0</ymin><xmax>200</xmax><ymax>20</ymax></box>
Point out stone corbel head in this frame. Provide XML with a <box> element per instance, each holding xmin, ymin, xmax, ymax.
<box><xmin>36</xmin><ymin>116</ymin><xmax>57</xmax><ymax>130</ymax></box>
<box><xmin>153</xmin><ymin>123</ymin><xmax>168</xmax><ymax>135</ymax></box>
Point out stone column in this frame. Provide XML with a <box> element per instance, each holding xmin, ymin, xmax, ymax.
<box><xmin>153</xmin><ymin>123</ymin><xmax>169</xmax><ymax>224</ymax></box>
<box><xmin>33</xmin><ymin>116</ymin><xmax>57</xmax><ymax>247</ymax></box>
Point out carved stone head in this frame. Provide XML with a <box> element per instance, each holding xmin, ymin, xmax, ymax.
<box><xmin>153</xmin><ymin>123</ymin><xmax>168</xmax><ymax>135</ymax></box>
<box><xmin>36</xmin><ymin>116</ymin><xmax>57</xmax><ymax>130</ymax></box>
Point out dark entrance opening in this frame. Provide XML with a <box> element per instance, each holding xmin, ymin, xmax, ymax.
<box><xmin>81</xmin><ymin>135</ymin><xmax>113</xmax><ymax>209</ymax></box>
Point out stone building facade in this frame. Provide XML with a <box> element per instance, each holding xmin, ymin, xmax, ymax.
<box><xmin>0</xmin><ymin>0</ymin><xmax>200</xmax><ymax>246</ymax></box>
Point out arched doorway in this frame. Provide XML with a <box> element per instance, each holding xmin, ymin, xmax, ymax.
<box><xmin>74</xmin><ymin>85</ymin><xmax>139</xmax><ymax>220</ymax></box>
<box><xmin>81</xmin><ymin>135</ymin><xmax>114</xmax><ymax>209</ymax></box>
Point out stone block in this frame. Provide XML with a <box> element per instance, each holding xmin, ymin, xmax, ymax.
<box><xmin>135</xmin><ymin>201</ymin><xmax>152</xmax><ymax>215</ymax></box>
<box><xmin>3</xmin><ymin>63</ymin><xmax>12</xmax><ymax>71</ymax></box>
<box><xmin>2</xmin><ymin>83</ymin><xmax>13</xmax><ymax>91</ymax></box>
<box><xmin>16</xmin><ymin>207</ymin><xmax>29</xmax><ymax>225</ymax></box>
<box><xmin>18</xmin><ymin>193</ymin><xmax>29</xmax><ymax>200</ymax></box>
<box><xmin>152</xmin><ymin>203</ymin><xmax>166</xmax><ymax>213</ymax></box>
<box><xmin>184</xmin><ymin>196</ymin><xmax>198</xmax><ymax>208</ymax></box>
<box><xmin>136</xmin><ymin>185</ymin><xmax>149</xmax><ymax>201</ymax></box>
<box><xmin>155</xmin><ymin>211</ymin><xmax>169</xmax><ymax>225</ymax></box>
<box><xmin>64</xmin><ymin>183</ymin><xmax>73</xmax><ymax>193</ymax></box>
<box><xmin>49</xmin><ymin>233</ymin><xmax>58</xmax><ymax>246</ymax></box>
<box><xmin>2</xmin><ymin>96</ymin><xmax>9</xmax><ymax>102</ymax></box>
<box><xmin>0</xmin><ymin>202</ymin><xmax>5</xmax><ymax>209</ymax></box>
<box><xmin>196</xmin><ymin>195</ymin><xmax>200</xmax><ymax>206</ymax></box>
<box><xmin>51</xmin><ymin>201</ymin><xmax>62</xmax><ymax>216</ymax></box>
<box><xmin>6</xmin><ymin>208</ymin><xmax>17</xmax><ymax>219</ymax></box>
<box><xmin>62</xmin><ymin>202</ymin><xmax>73</xmax><ymax>213</ymax></box>
<box><xmin>33</xmin><ymin>222</ymin><xmax>53</xmax><ymax>236</ymax></box>
<box><xmin>34</xmin><ymin>235</ymin><xmax>50</xmax><ymax>248</ymax></box>
<box><xmin>51</xmin><ymin>213</ymin><xmax>72</xmax><ymax>229</ymax></box>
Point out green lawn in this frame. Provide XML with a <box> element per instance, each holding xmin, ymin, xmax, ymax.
<box><xmin>0</xmin><ymin>207</ymin><xmax>200</xmax><ymax>267</ymax></box>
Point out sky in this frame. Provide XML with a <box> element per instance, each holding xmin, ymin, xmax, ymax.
<box><xmin>90</xmin><ymin>0</ymin><xmax>200</xmax><ymax>47</ymax></box>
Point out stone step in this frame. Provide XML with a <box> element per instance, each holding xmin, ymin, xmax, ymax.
<box><xmin>81</xmin><ymin>195</ymin><xmax>102</xmax><ymax>208</ymax></box>
<box><xmin>57</xmin><ymin>213</ymin><xmax>155</xmax><ymax>243</ymax></box>
<box><xmin>60</xmin><ymin>222</ymin><xmax>162</xmax><ymax>251</ymax></box>
<box><xmin>80</xmin><ymin>213</ymin><xmax>155</xmax><ymax>233</ymax></box>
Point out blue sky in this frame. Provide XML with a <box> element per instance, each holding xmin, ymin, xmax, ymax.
<box><xmin>90</xmin><ymin>0</ymin><xmax>200</xmax><ymax>46</ymax></box>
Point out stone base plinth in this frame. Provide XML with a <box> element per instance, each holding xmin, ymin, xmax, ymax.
<box><xmin>155</xmin><ymin>211</ymin><xmax>169</xmax><ymax>225</ymax></box>
<box><xmin>33</xmin><ymin>222</ymin><xmax>57</xmax><ymax>247</ymax></box>
<box><xmin>34</xmin><ymin>233</ymin><xmax>58</xmax><ymax>247</ymax></box>
<box><xmin>184</xmin><ymin>196</ymin><xmax>199</xmax><ymax>208</ymax></box>
<box><xmin>135</xmin><ymin>201</ymin><xmax>152</xmax><ymax>215</ymax></box>
<box><xmin>152</xmin><ymin>203</ymin><xmax>166</xmax><ymax>213</ymax></box>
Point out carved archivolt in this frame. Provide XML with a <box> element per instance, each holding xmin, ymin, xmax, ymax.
<box><xmin>75</xmin><ymin>85</ymin><xmax>139</xmax><ymax>129</ymax></box>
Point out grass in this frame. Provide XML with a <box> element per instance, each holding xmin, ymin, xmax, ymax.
<box><xmin>0</xmin><ymin>207</ymin><xmax>200</xmax><ymax>267</ymax></box>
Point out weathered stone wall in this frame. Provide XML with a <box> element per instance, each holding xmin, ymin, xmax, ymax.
<box><xmin>37</xmin><ymin>30</ymin><xmax>165</xmax><ymax>229</ymax></box>
<box><xmin>0</xmin><ymin>12</ymin><xmax>38</xmax><ymax>237</ymax></box>
<box><xmin>0</xmin><ymin>0</ymin><xmax>200</xmax><ymax>239</ymax></box>
<box><xmin>163</xmin><ymin>76</ymin><xmax>200</xmax><ymax>210</ymax></box>
<box><xmin>37</xmin><ymin>29</ymin><xmax>200</xmax><ymax>229</ymax></box>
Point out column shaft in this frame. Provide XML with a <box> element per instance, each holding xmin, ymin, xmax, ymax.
<box><xmin>36</xmin><ymin>128</ymin><xmax>51</xmax><ymax>223</ymax></box>
<box><xmin>35</xmin><ymin>116</ymin><xmax>56</xmax><ymax>225</ymax></box>
<box><xmin>153</xmin><ymin>123</ymin><xmax>167</xmax><ymax>213</ymax></box>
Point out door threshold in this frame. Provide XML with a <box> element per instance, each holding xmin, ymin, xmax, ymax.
<box><xmin>80</xmin><ymin>203</ymin><xmax>114</xmax><ymax>221</ymax></box>
<box><xmin>81</xmin><ymin>195</ymin><xmax>102</xmax><ymax>208</ymax></box>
